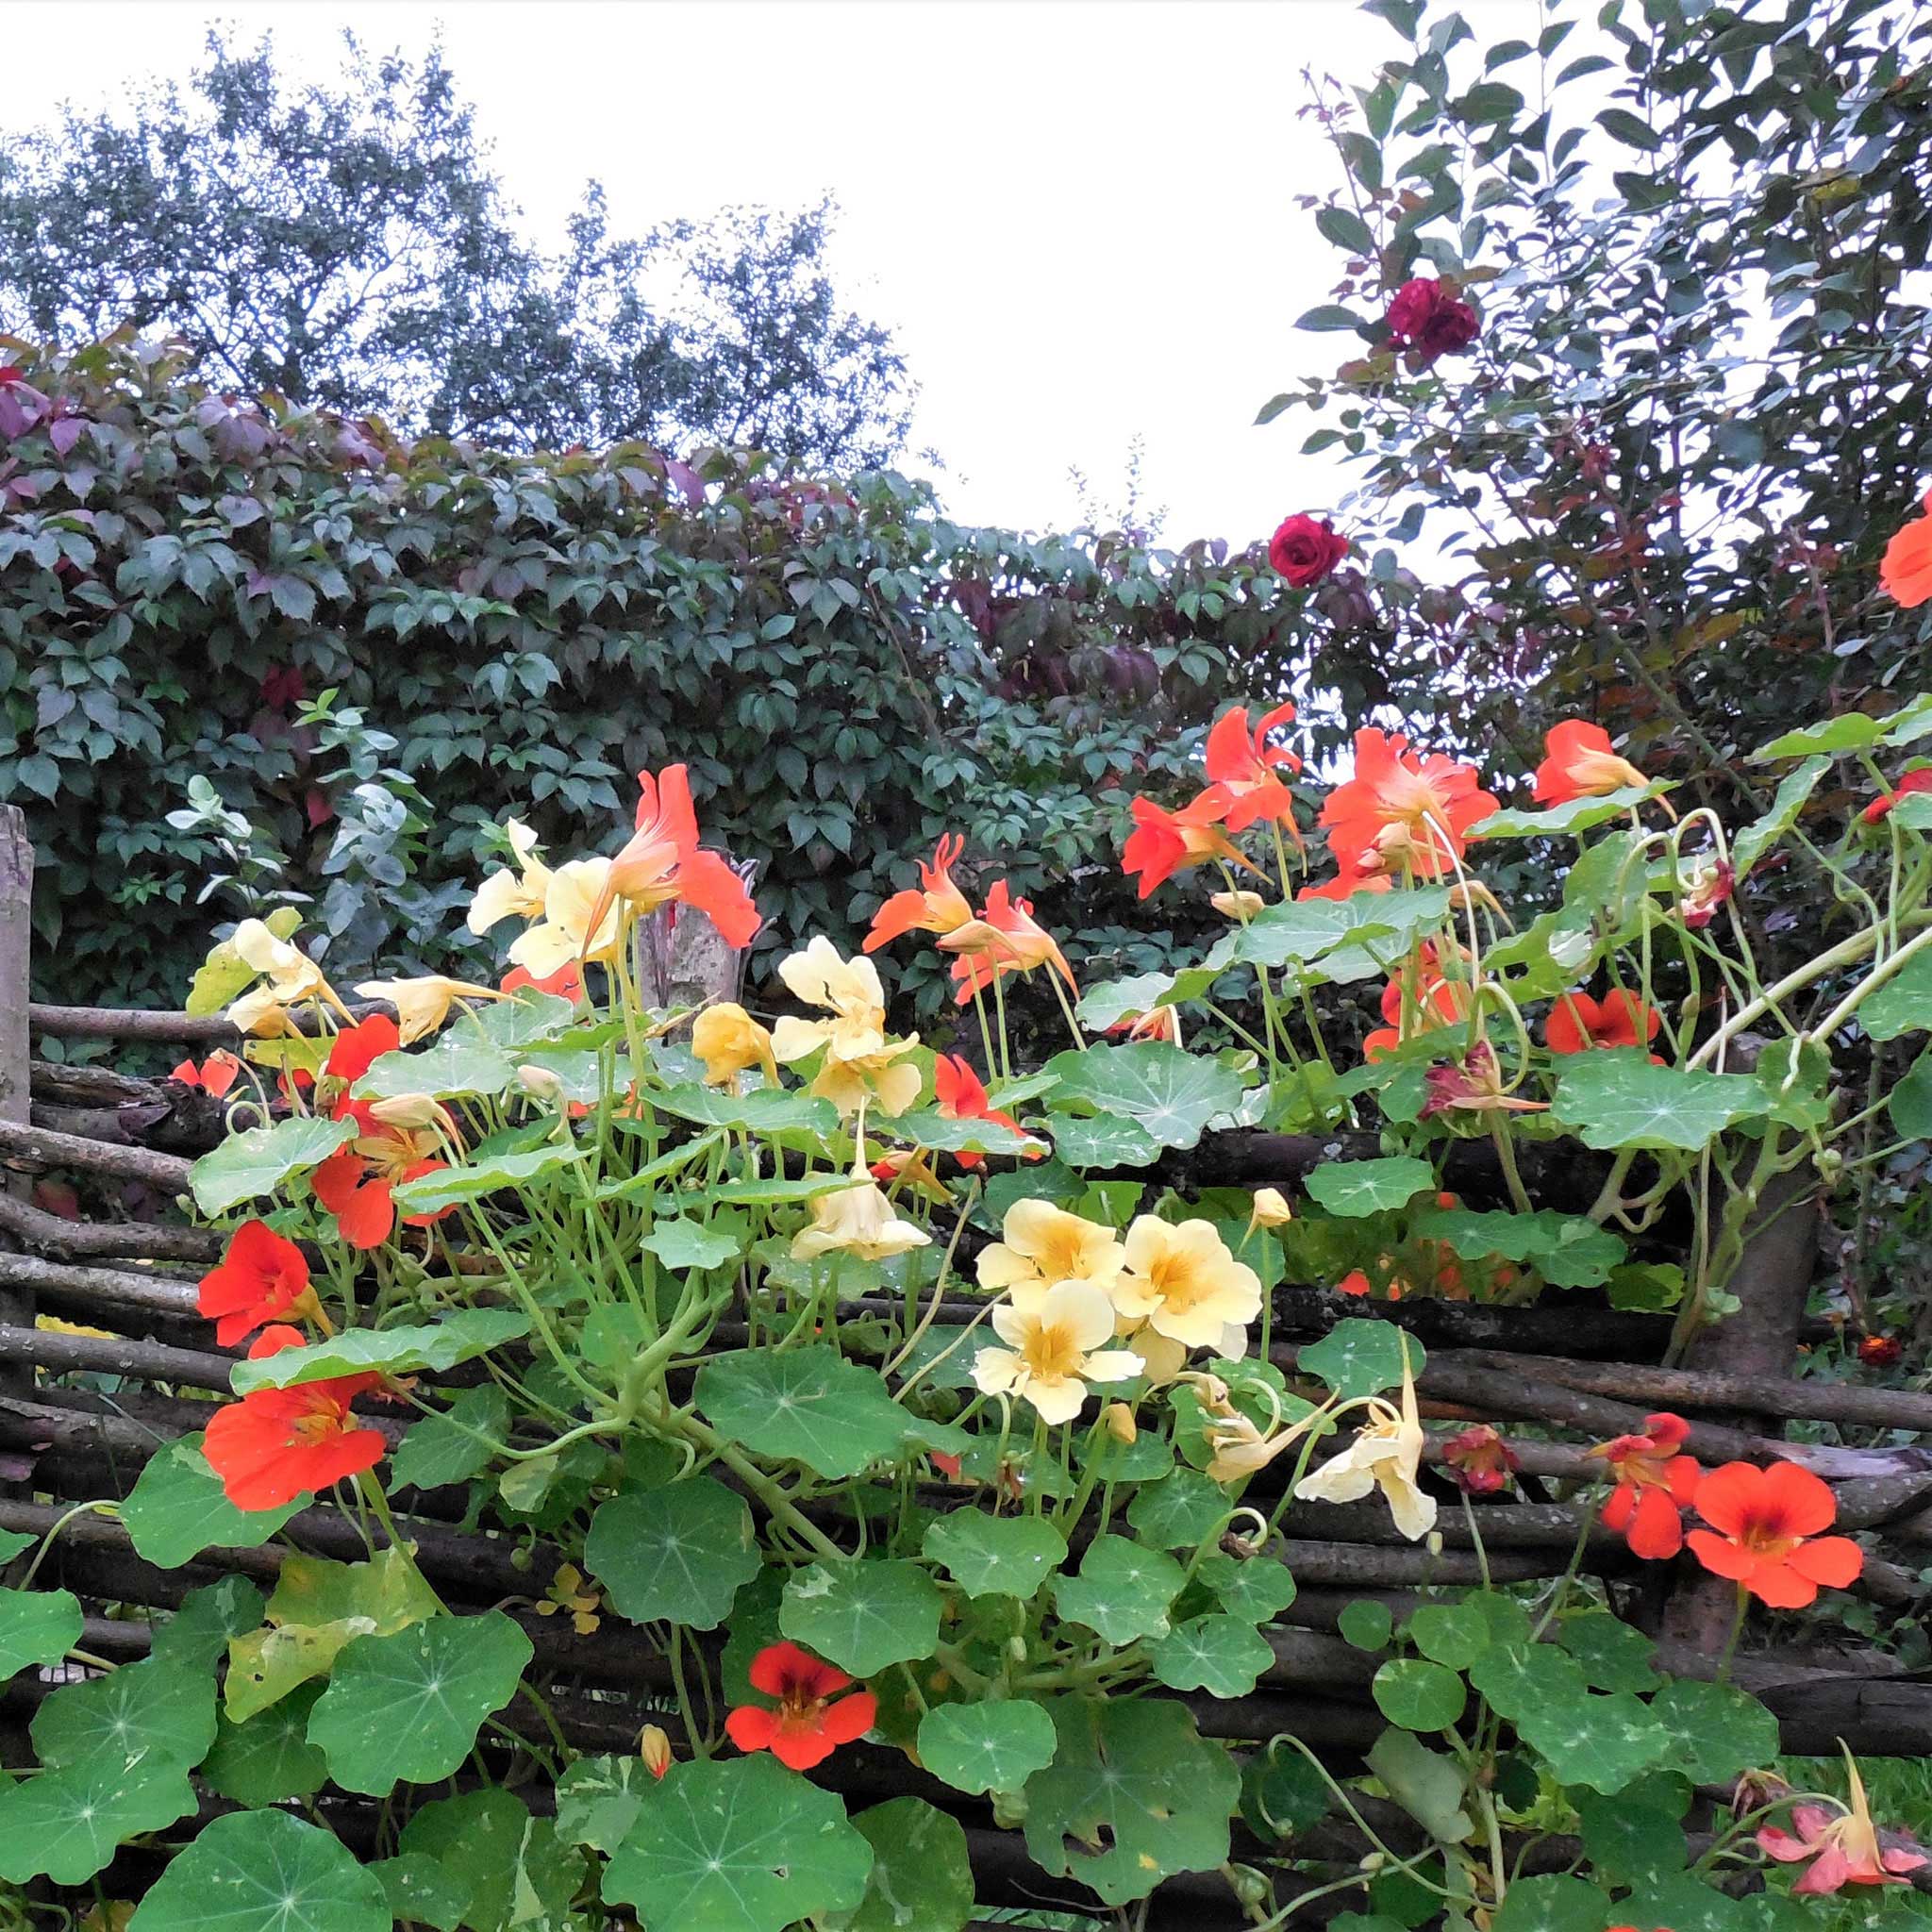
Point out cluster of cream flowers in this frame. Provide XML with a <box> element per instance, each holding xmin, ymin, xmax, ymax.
<box><xmin>969</xmin><ymin>1201</ymin><xmax>1263</xmax><ymax>1426</ymax></box>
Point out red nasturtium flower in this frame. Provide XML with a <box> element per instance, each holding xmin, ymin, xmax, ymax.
<box><xmin>1318</xmin><ymin>729</ymin><xmax>1496</xmax><ymax>889</ymax></box>
<box><xmin>1686</xmin><ymin>1460</ymin><xmax>1864</xmax><ymax>1608</ymax></box>
<box><xmin>1384</xmin><ymin>276</ymin><xmax>1480</xmax><ymax>360</ymax></box>
<box><xmin>1201</xmin><ymin>702</ymin><xmax>1304</xmax><ymax>830</ymax></box>
<box><xmin>1364</xmin><ymin>974</ymin><xmax>1472</xmax><ymax>1062</ymax></box>
<box><xmin>864</xmin><ymin>833</ymin><xmax>974</xmax><ymax>951</ymax></box>
<box><xmin>1267</xmin><ymin>515</ymin><xmax>1349</xmax><ymax>588</ymax></box>
<box><xmin>1862</xmin><ymin>768</ymin><xmax>1932</xmax><ymax>824</ymax></box>
<box><xmin>311</xmin><ymin>1100</ymin><xmax>449</xmax><ymax>1250</ymax></box>
<box><xmin>1588</xmin><ymin>1411</ymin><xmax>1701</xmax><ymax>1559</ymax></box>
<box><xmin>1758</xmin><ymin>1752</ymin><xmax>1929</xmax><ymax>1893</ymax></box>
<box><xmin>170</xmin><ymin>1050</ymin><xmax>242</xmax><ymax>1097</ymax></box>
<box><xmin>584</xmin><ymin>763</ymin><xmax>762</xmax><ymax>949</ymax></box>
<box><xmin>203</xmin><ymin>1324</ymin><xmax>386</xmax><ymax>1509</ymax></box>
<box><xmin>1533</xmin><ymin>720</ymin><xmax>1648</xmax><ymax>806</ymax></box>
<box><xmin>932</xmin><ymin>1054</ymin><xmax>1031</xmax><ymax>1171</ymax></box>
<box><xmin>324</xmin><ymin>1013</ymin><xmax>401</xmax><ymax>1086</ymax></box>
<box><xmin>1880</xmin><ymin>486</ymin><xmax>1932</xmax><ymax>608</ymax></box>
<box><xmin>1121</xmin><ymin>793</ymin><xmax>1266</xmax><ymax>899</ymax></box>
<box><xmin>1857</xmin><ymin>1334</ymin><xmax>1903</xmax><ymax>1369</ymax></box>
<box><xmin>501</xmin><ymin>961</ymin><xmax>584</xmax><ymax>1000</ymax></box>
<box><xmin>939</xmin><ymin>881</ymin><xmax>1076</xmax><ymax>1005</ymax></box>
<box><xmin>1545</xmin><ymin>989</ymin><xmax>1660</xmax><ymax>1056</ymax></box>
<box><xmin>1441</xmin><ymin>1424</ymin><xmax>1519</xmax><ymax>1495</ymax></box>
<box><xmin>724</xmin><ymin>1641</ymin><xmax>876</xmax><ymax>1771</ymax></box>
<box><xmin>197</xmin><ymin>1221</ymin><xmax>323</xmax><ymax>1348</ymax></box>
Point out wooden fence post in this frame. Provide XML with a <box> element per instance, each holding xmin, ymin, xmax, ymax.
<box><xmin>0</xmin><ymin>805</ymin><xmax>33</xmax><ymax>1417</ymax></box>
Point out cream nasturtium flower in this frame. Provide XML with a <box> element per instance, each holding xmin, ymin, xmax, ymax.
<box><xmin>772</xmin><ymin>938</ymin><xmax>890</xmax><ymax>1063</ymax></box>
<box><xmin>225</xmin><ymin>918</ymin><xmax>345</xmax><ymax>1036</ymax></box>
<box><xmin>1210</xmin><ymin>889</ymin><xmax>1266</xmax><ymax>921</ymax></box>
<box><xmin>1292</xmin><ymin>1348</ymin><xmax>1436</xmax><ymax>1541</ymax></box>
<box><xmin>974</xmin><ymin>1199</ymin><xmax>1124</xmax><ymax>1296</ymax></box>
<box><xmin>808</xmin><ymin>1040</ymin><xmax>923</xmax><ymax>1119</ymax></box>
<box><xmin>1113</xmin><ymin>1217</ymin><xmax>1262</xmax><ymax>1350</ymax></box>
<box><xmin>791</xmin><ymin>1156</ymin><xmax>933</xmax><ymax>1263</ymax></box>
<box><xmin>508</xmin><ymin>858</ymin><xmax>625</xmax><ymax>978</ymax></box>
<box><xmin>972</xmin><ymin>1279</ymin><xmax>1143</xmax><ymax>1425</ymax></box>
<box><xmin>691</xmin><ymin>1003</ymin><xmax>778</xmax><ymax>1087</ymax></box>
<box><xmin>466</xmin><ymin>819</ymin><xmax>553</xmax><ymax>936</ymax></box>
<box><xmin>1247</xmin><ymin>1188</ymin><xmax>1293</xmax><ymax>1235</ymax></box>
<box><xmin>356</xmin><ymin>974</ymin><xmax>506</xmax><ymax>1045</ymax></box>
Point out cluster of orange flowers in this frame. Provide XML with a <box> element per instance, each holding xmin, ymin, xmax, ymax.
<box><xmin>1587</xmin><ymin>1412</ymin><xmax>1863</xmax><ymax>1609</ymax></box>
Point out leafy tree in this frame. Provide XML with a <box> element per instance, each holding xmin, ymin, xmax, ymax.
<box><xmin>0</xmin><ymin>30</ymin><xmax>913</xmax><ymax>465</ymax></box>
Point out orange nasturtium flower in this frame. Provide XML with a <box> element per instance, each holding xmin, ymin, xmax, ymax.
<box><xmin>1588</xmin><ymin>1411</ymin><xmax>1700</xmax><ymax>1558</ymax></box>
<box><xmin>1364</xmin><ymin>975</ymin><xmax>1472</xmax><ymax>1062</ymax></box>
<box><xmin>1880</xmin><ymin>486</ymin><xmax>1932</xmax><ymax>608</ymax></box>
<box><xmin>311</xmin><ymin>1100</ymin><xmax>450</xmax><ymax>1250</ymax></box>
<box><xmin>1545</xmin><ymin>989</ymin><xmax>1661</xmax><ymax>1057</ymax></box>
<box><xmin>1121</xmin><ymin>792</ymin><xmax>1266</xmax><ymax>899</ymax></box>
<box><xmin>170</xmin><ymin>1050</ymin><xmax>242</xmax><ymax>1097</ymax></box>
<box><xmin>203</xmin><ymin>1325</ymin><xmax>386</xmax><ymax>1509</ymax></box>
<box><xmin>585</xmin><ymin>762</ymin><xmax>762</xmax><ymax>950</ymax></box>
<box><xmin>1533</xmin><ymin>720</ymin><xmax>1647</xmax><ymax>806</ymax></box>
<box><xmin>863</xmin><ymin>832</ymin><xmax>973</xmax><ymax>951</ymax></box>
<box><xmin>932</xmin><ymin>1054</ymin><xmax>1032</xmax><ymax>1169</ymax></box>
<box><xmin>940</xmin><ymin>881</ymin><xmax>1077</xmax><ymax>1005</ymax></box>
<box><xmin>323</xmin><ymin>1013</ymin><xmax>402</xmax><ymax>1087</ymax></box>
<box><xmin>1318</xmin><ymin>728</ymin><xmax>1497</xmax><ymax>884</ymax></box>
<box><xmin>197</xmin><ymin>1221</ymin><xmax>325</xmax><ymax>1349</ymax></box>
<box><xmin>1108</xmin><ymin>1005</ymin><xmax>1181</xmax><ymax>1046</ymax></box>
<box><xmin>725</xmin><ymin>1641</ymin><xmax>876</xmax><ymax>1771</ymax></box>
<box><xmin>1758</xmin><ymin>1749</ymin><xmax>1929</xmax><ymax>1893</ymax></box>
<box><xmin>1200</xmin><ymin>701</ymin><xmax>1303</xmax><ymax>831</ymax></box>
<box><xmin>1685</xmin><ymin>1460</ymin><xmax>1864</xmax><ymax>1607</ymax></box>
<box><xmin>501</xmin><ymin>961</ymin><xmax>585</xmax><ymax>1001</ymax></box>
<box><xmin>1862</xmin><ymin>768</ymin><xmax>1932</xmax><ymax>824</ymax></box>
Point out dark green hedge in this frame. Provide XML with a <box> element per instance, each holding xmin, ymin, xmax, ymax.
<box><xmin>0</xmin><ymin>336</ymin><xmax>1307</xmax><ymax>1015</ymax></box>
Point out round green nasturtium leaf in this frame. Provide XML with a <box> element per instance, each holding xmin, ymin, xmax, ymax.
<box><xmin>368</xmin><ymin>1854</ymin><xmax>469</xmax><ymax>1932</ymax></box>
<box><xmin>201</xmin><ymin>1683</ymin><xmax>328</xmax><ymax>1806</ymax></box>
<box><xmin>1645</xmin><ymin>1678</ymin><xmax>1780</xmax><ymax>1787</ymax></box>
<box><xmin>355</xmin><ymin>1033</ymin><xmax>515</xmax><ymax>1103</ymax></box>
<box><xmin>1051</xmin><ymin>1535</ymin><xmax>1184</xmax><ymax>1645</ymax></box>
<box><xmin>1557</xmin><ymin>1609</ymin><xmax>1659</xmax><ymax>1692</ymax></box>
<box><xmin>1467</xmin><ymin>1636</ymin><xmax>1585</xmax><ymax>1721</ymax></box>
<box><xmin>1298</xmin><ymin>1320</ymin><xmax>1424</xmax><ymax>1399</ymax></box>
<box><xmin>1043</xmin><ymin>1111</ymin><xmax>1162</xmax><ymax>1168</ymax></box>
<box><xmin>390</xmin><ymin>1383</ymin><xmax>510</xmax><ymax>1491</ymax></box>
<box><xmin>126</xmin><ymin>1809</ymin><xmax>387</xmax><ymax>1932</ymax></box>
<box><xmin>189</xmin><ymin>1114</ymin><xmax>355</xmax><ymax>1217</ymax></box>
<box><xmin>0</xmin><ymin>1585</ymin><xmax>80</xmax><ymax>1678</ymax></box>
<box><xmin>32</xmin><ymin>1657</ymin><xmax>216</xmax><ymax>1774</ymax></box>
<box><xmin>1149</xmin><ymin>1613</ymin><xmax>1274</xmax><ymax>1697</ymax></box>
<box><xmin>604</xmin><ymin>1755</ymin><xmax>874</xmax><ymax>1932</ymax></box>
<box><xmin>1196</xmin><ymin>1551</ymin><xmax>1297</xmax><ymax>1624</ymax></box>
<box><xmin>1125</xmin><ymin>1467</ymin><xmax>1232</xmax><ymax>1549</ymax></box>
<box><xmin>780</xmin><ymin>1558</ymin><xmax>942</xmax><ymax>1677</ymax></box>
<box><xmin>1338</xmin><ymin>1598</ymin><xmax>1394</xmax><ymax>1652</ymax></box>
<box><xmin>556</xmin><ymin>1753</ymin><xmax>657</xmax><ymax>1853</ymax></box>
<box><xmin>1041</xmin><ymin>1040</ymin><xmax>1247</xmax><ymax>1152</ymax></box>
<box><xmin>307</xmin><ymin>1609</ymin><xmax>533</xmax><ymax>1795</ymax></box>
<box><xmin>921</xmin><ymin>1510</ymin><xmax>1066</xmax><ymax>1600</ymax></box>
<box><xmin>152</xmin><ymin>1576</ymin><xmax>266</xmax><ymax>1672</ymax></box>
<box><xmin>586</xmin><ymin>1477</ymin><xmax>759</xmax><ymax>1631</ymax></box>
<box><xmin>1491</xmin><ymin>1873</ymin><xmax>1614</xmax><ymax>1932</ymax></box>
<box><xmin>231</xmin><ymin>1310</ymin><xmax>528</xmax><ymax>1392</ymax></box>
<box><xmin>1575</xmin><ymin>1777</ymin><xmax>1690</xmax><ymax>1887</ymax></box>
<box><xmin>1304</xmin><ymin>1156</ymin><xmax>1436</xmax><ymax>1217</ymax></box>
<box><xmin>1518</xmin><ymin>1688</ymin><xmax>1669</xmax><ymax>1795</ymax></box>
<box><xmin>1074</xmin><ymin>1422</ymin><xmax>1173</xmax><ymax>1481</ymax></box>
<box><xmin>1022</xmin><ymin>1698</ymin><xmax>1240</xmax><ymax>1907</ymax></box>
<box><xmin>916</xmin><ymin>1700</ymin><xmax>1058</xmax><ymax>1796</ymax></box>
<box><xmin>697</xmin><ymin>1344</ymin><xmax>918</xmax><ymax>1477</ymax></box>
<box><xmin>0</xmin><ymin>1526</ymin><xmax>33</xmax><ymax>1561</ymax></box>
<box><xmin>1373</xmin><ymin>1657</ymin><xmax>1467</xmax><ymax>1732</ymax></box>
<box><xmin>122</xmin><ymin>1432</ymin><xmax>304</xmax><ymax>1568</ymax></box>
<box><xmin>1550</xmin><ymin>1051</ymin><xmax>1768</xmax><ymax>1152</ymax></box>
<box><xmin>1405</xmin><ymin>1599</ymin><xmax>1491</xmax><ymax>1672</ymax></box>
<box><xmin>1241</xmin><ymin>1743</ymin><xmax>1333</xmax><ymax>1840</ymax></box>
<box><xmin>829</xmin><ymin>1797</ymin><xmax>974</xmax><ymax>1932</ymax></box>
<box><xmin>397</xmin><ymin>1788</ymin><xmax>534</xmax><ymax>1932</ymax></box>
<box><xmin>0</xmin><ymin>1755</ymin><xmax>196</xmax><ymax>1884</ymax></box>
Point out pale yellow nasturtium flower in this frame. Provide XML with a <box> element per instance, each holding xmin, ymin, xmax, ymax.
<box><xmin>971</xmin><ymin>1278</ymin><xmax>1144</xmax><ymax>1425</ymax></box>
<box><xmin>638</xmin><ymin>1724</ymin><xmax>674</xmax><ymax>1780</ymax></box>
<box><xmin>974</xmin><ymin>1199</ymin><xmax>1124</xmax><ymax>1296</ymax></box>
<box><xmin>356</xmin><ymin>974</ymin><xmax>506</xmax><ymax>1045</ymax></box>
<box><xmin>770</xmin><ymin>938</ymin><xmax>923</xmax><ymax>1117</ymax></box>
<box><xmin>534</xmin><ymin>1562</ymin><xmax>602</xmax><ymax>1637</ymax></box>
<box><xmin>466</xmin><ymin>819</ymin><xmax>553</xmax><ymax>936</ymax></box>
<box><xmin>691</xmin><ymin>1002</ymin><xmax>778</xmax><ymax>1087</ymax></box>
<box><xmin>1247</xmin><ymin>1188</ymin><xmax>1293</xmax><ymax>1235</ymax></box>
<box><xmin>225</xmin><ymin>918</ymin><xmax>345</xmax><ymax>1036</ymax></box>
<box><xmin>791</xmin><ymin>1155</ymin><xmax>933</xmax><ymax>1263</ymax></box>
<box><xmin>1113</xmin><ymin>1216</ymin><xmax>1261</xmax><ymax>1351</ymax></box>
<box><xmin>1204</xmin><ymin>1407</ymin><xmax>1304</xmax><ymax>1483</ymax></box>
<box><xmin>1210</xmin><ymin>889</ymin><xmax>1266</xmax><ymax>921</ymax></box>
<box><xmin>808</xmin><ymin>1040</ymin><xmax>923</xmax><ymax>1119</ymax></box>
<box><xmin>366</xmin><ymin>1092</ymin><xmax>460</xmax><ymax>1137</ymax></box>
<box><xmin>508</xmin><ymin>858</ymin><xmax>625</xmax><ymax>978</ymax></box>
<box><xmin>1292</xmin><ymin>1348</ymin><xmax>1436</xmax><ymax>1541</ymax></box>
<box><xmin>1101</xmin><ymin>1401</ymin><xmax>1138</xmax><ymax>1444</ymax></box>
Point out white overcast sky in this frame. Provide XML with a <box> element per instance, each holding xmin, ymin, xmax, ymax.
<box><xmin>8</xmin><ymin>0</ymin><xmax>1540</xmax><ymax>547</ymax></box>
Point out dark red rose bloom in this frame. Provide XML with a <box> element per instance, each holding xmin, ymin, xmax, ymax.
<box><xmin>1268</xmin><ymin>514</ymin><xmax>1349</xmax><ymax>588</ymax></box>
<box><xmin>1384</xmin><ymin>277</ymin><xmax>1480</xmax><ymax>363</ymax></box>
